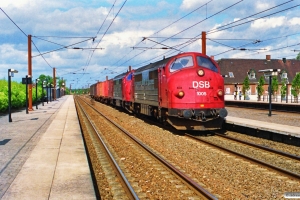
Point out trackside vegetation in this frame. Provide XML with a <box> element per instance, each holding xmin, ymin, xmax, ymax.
<box><xmin>0</xmin><ymin>79</ymin><xmax>42</xmax><ymax>113</ymax></box>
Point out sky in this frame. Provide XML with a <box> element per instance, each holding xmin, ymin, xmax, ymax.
<box><xmin>0</xmin><ymin>0</ymin><xmax>299</xmax><ymax>89</ymax></box>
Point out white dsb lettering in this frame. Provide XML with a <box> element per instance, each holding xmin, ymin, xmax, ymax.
<box><xmin>192</xmin><ymin>81</ymin><xmax>210</xmax><ymax>88</ymax></box>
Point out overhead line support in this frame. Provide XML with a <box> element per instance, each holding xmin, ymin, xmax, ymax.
<box><xmin>28</xmin><ymin>34</ymin><xmax>33</xmax><ymax>111</ymax></box>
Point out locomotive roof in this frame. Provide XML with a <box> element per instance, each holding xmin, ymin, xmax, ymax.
<box><xmin>134</xmin><ymin>56</ymin><xmax>173</xmax><ymax>74</ymax></box>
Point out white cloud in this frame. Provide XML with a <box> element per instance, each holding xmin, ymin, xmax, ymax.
<box><xmin>0</xmin><ymin>0</ymin><xmax>32</xmax><ymax>8</ymax></box>
<box><xmin>255</xmin><ymin>1</ymin><xmax>271</xmax><ymax>11</ymax></box>
<box><xmin>180</xmin><ymin>0</ymin><xmax>203</xmax><ymax>10</ymax></box>
<box><xmin>251</xmin><ymin>16</ymin><xmax>286</xmax><ymax>29</ymax></box>
<box><xmin>289</xmin><ymin>17</ymin><xmax>300</xmax><ymax>25</ymax></box>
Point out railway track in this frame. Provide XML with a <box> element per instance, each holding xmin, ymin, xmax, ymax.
<box><xmin>75</xmin><ymin>96</ymin><xmax>218</xmax><ymax>199</ymax></box>
<box><xmin>77</xmin><ymin>95</ymin><xmax>300</xmax><ymax>199</ymax></box>
<box><xmin>186</xmin><ymin>132</ymin><xmax>300</xmax><ymax>181</ymax></box>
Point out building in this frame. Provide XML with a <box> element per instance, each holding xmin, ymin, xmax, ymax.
<box><xmin>218</xmin><ymin>55</ymin><xmax>300</xmax><ymax>101</ymax></box>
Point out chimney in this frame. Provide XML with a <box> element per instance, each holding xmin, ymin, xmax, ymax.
<box><xmin>106</xmin><ymin>76</ymin><xmax>108</xmax><ymax>81</ymax></box>
<box><xmin>266</xmin><ymin>55</ymin><xmax>271</xmax><ymax>61</ymax></box>
<box><xmin>128</xmin><ymin>65</ymin><xmax>132</xmax><ymax>71</ymax></box>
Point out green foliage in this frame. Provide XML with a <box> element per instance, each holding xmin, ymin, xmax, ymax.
<box><xmin>0</xmin><ymin>92</ymin><xmax>8</xmax><ymax>112</ymax></box>
<box><xmin>296</xmin><ymin>52</ymin><xmax>300</xmax><ymax>60</ymax></box>
<box><xmin>0</xmin><ymin>79</ymin><xmax>43</xmax><ymax>113</ymax></box>
<box><xmin>257</xmin><ymin>76</ymin><xmax>265</xmax><ymax>99</ymax></box>
<box><xmin>242</xmin><ymin>76</ymin><xmax>250</xmax><ymax>100</ymax></box>
<box><xmin>291</xmin><ymin>73</ymin><xmax>300</xmax><ymax>102</ymax></box>
<box><xmin>280</xmin><ymin>78</ymin><xmax>287</xmax><ymax>98</ymax></box>
<box><xmin>271</xmin><ymin>76</ymin><xmax>279</xmax><ymax>95</ymax></box>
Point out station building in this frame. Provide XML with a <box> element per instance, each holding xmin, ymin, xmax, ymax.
<box><xmin>217</xmin><ymin>55</ymin><xmax>300</xmax><ymax>101</ymax></box>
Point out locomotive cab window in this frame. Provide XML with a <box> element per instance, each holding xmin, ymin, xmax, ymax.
<box><xmin>127</xmin><ymin>73</ymin><xmax>133</xmax><ymax>80</ymax></box>
<box><xmin>197</xmin><ymin>56</ymin><xmax>218</xmax><ymax>73</ymax></box>
<box><xmin>170</xmin><ymin>56</ymin><xmax>193</xmax><ymax>72</ymax></box>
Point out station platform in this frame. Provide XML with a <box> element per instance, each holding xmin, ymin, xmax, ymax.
<box><xmin>225</xmin><ymin>116</ymin><xmax>300</xmax><ymax>137</ymax></box>
<box><xmin>225</xmin><ymin>104</ymin><xmax>300</xmax><ymax>146</ymax></box>
<box><xmin>0</xmin><ymin>95</ymin><xmax>96</xmax><ymax>199</ymax></box>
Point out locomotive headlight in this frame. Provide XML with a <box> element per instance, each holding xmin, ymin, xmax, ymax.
<box><xmin>197</xmin><ymin>69</ymin><xmax>205</xmax><ymax>76</ymax></box>
<box><xmin>175</xmin><ymin>90</ymin><xmax>185</xmax><ymax>98</ymax></box>
<box><xmin>178</xmin><ymin>91</ymin><xmax>185</xmax><ymax>97</ymax></box>
<box><xmin>217</xmin><ymin>90</ymin><xmax>223</xmax><ymax>96</ymax></box>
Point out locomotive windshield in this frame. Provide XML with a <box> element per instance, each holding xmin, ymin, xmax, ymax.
<box><xmin>197</xmin><ymin>56</ymin><xmax>218</xmax><ymax>73</ymax></box>
<box><xmin>169</xmin><ymin>56</ymin><xmax>193</xmax><ymax>72</ymax></box>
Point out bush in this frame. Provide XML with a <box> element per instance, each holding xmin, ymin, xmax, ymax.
<box><xmin>0</xmin><ymin>80</ymin><xmax>43</xmax><ymax>113</ymax></box>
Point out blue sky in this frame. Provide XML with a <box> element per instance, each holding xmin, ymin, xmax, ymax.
<box><xmin>1</xmin><ymin>0</ymin><xmax>299</xmax><ymax>89</ymax></box>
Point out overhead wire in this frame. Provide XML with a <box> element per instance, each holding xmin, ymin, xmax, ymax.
<box><xmin>0</xmin><ymin>8</ymin><xmax>27</xmax><ymax>37</ymax></box>
<box><xmin>169</xmin><ymin>2</ymin><xmax>300</xmax><ymax>58</ymax></box>
<box><xmin>31</xmin><ymin>37</ymin><xmax>93</xmax><ymax>57</ymax></box>
<box><xmin>207</xmin><ymin>0</ymin><xmax>294</xmax><ymax>34</ymax></box>
<box><xmin>83</xmin><ymin>0</ymin><xmax>128</xmax><ymax>81</ymax></box>
<box><xmin>31</xmin><ymin>40</ymin><xmax>53</xmax><ymax>69</ymax></box>
<box><xmin>117</xmin><ymin>0</ymin><xmax>244</xmax><ymax>70</ymax></box>
<box><xmin>109</xmin><ymin>0</ymin><xmax>215</xmax><ymax>70</ymax></box>
<box><xmin>208</xmin><ymin>3</ymin><xmax>300</xmax><ymax>35</ymax></box>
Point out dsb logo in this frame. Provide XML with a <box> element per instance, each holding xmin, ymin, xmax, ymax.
<box><xmin>192</xmin><ymin>81</ymin><xmax>210</xmax><ymax>88</ymax></box>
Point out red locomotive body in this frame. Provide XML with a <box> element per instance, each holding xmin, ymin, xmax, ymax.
<box><xmin>102</xmin><ymin>77</ymin><xmax>113</xmax><ymax>104</ymax></box>
<box><xmin>91</xmin><ymin>52</ymin><xmax>227</xmax><ymax>131</ymax></box>
<box><xmin>159</xmin><ymin>52</ymin><xmax>227</xmax><ymax>130</ymax></box>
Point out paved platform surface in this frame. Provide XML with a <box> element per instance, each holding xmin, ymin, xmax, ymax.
<box><xmin>0</xmin><ymin>95</ymin><xmax>96</xmax><ymax>199</ymax></box>
<box><xmin>225</xmin><ymin>102</ymin><xmax>300</xmax><ymax>138</ymax></box>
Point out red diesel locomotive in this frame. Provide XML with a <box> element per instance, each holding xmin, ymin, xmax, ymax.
<box><xmin>90</xmin><ymin>52</ymin><xmax>227</xmax><ymax>130</ymax></box>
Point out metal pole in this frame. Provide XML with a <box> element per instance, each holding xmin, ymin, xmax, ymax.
<box><xmin>46</xmin><ymin>82</ymin><xmax>48</xmax><ymax>104</ymax></box>
<box><xmin>28</xmin><ymin>35</ymin><xmax>33</xmax><ymax>111</ymax></box>
<box><xmin>36</xmin><ymin>79</ymin><xmax>38</xmax><ymax>109</ymax></box>
<box><xmin>42</xmin><ymin>84</ymin><xmax>44</xmax><ymax>106</ymax></box>
<box><xmin>268</xmin><ymin>76</ymin><xmax>272</xmax><ymax>116</ymax></box>
<box><xmin>202</xmin><ymin>31</ymin><xmax>206</xmax><ymax>55</ymax></box>
<box><xmin>286</xmin><ymin>84</ymin><xmax>288</xmax><ymax>103</ymax></box>
<box><xmin>49</xmin><ymin>84</ymin><xmax>52</xmax><ymax>102</ymax></box>
<box><xmin>8</xmin><ymin>69</ymin><xmax>12</xmax><ymax>122</ymax></box>
<box><xmin>26</xmin><ymin>75</ymin><xmax>29</xmax><ymax>114</ymax></box>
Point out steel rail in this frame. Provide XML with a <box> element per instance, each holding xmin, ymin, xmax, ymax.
<box><xmin>185</xmin><ymin>133</ymin><xmax>300</xmax><ymax>181</ymax></box>
<box><xmin>214</xmin><ymin>132</ymin><xmax>300</xmax><ymax>161</ymax></box>
<box><xmin>75</xmin><ymin>97</ymin><xmax>139</xmax><ymax>200</ymax></box>
<box><xmin>79</xmin><ymin>96</ymin><xmax>218</xmax><ymax>200</ymax></box>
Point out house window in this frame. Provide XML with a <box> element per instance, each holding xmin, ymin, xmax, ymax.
<box><xmin>229</xmin><ymin>72</ymin><xmax>234</xmax><ymax>78</ymax></box>
<box><xmin>247</xmin><ymin>69</ymin><xmax>256</xmax><ymax>80</ymax></box>
<box><xmin>281</xmin><ymin>69</ymin><xmax>288</xmax><ymax>81</ymax></box>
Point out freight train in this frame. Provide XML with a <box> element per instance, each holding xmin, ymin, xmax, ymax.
<box><xmin>90</xmin><ymin>52</ymin><xmax>227</xmax><ymax>130</ymax></box>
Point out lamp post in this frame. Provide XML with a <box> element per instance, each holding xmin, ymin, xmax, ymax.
<box><xmin>49</xmin><ymin>83</ymin><xmax>52</xmax><ymax>102</ymax></box>
<box><xmin>62</xmin><ymin>82</ymin><xmax>65</xmax><ymax>96</ymax></box>
<box><xmin>8</xmin><ymin>69</ymin><xmax>18</xmax><ymax>122</ymax></box>
<box><xmin>259</xmin><ymin>68</ymin><xmax>281</xmax><ymax>116</ymax></box>
<box><xmin>35</xmin><ymin>78</ymin><xmax>40</xmax><ymax>109</ymax></box>
<box><xmin>44</xmin><ymin>80</ymin><xmax>48</xmax><ymax>104</ymax></box>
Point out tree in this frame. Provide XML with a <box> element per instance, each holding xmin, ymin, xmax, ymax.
<box><xmin>280</xmin><ymin>78</ymin><xmax>287</xmax><ymax>101</ymax></box>
<box><xmin>257</xmin><ymin>76</ymin><xmax>265</xmax><ymax>101</ymax></box>
<box><xmin>291</xmin><ymin>73</ymin><xmax>300</xmax><ymax>103</ymax></box>
<box><xmin>38</xmin><ymin>74</ymin><xmax>53</xmax><ymax>98</ymax></box>
<box><xmin>271</xmin><ymin>76</ymin><xmax>279</xmax><ymax>101</ymax></box>
<box><xmin>242</xmin><ymin>76</ymin><xmax>250</xmax><ymax>100</ymax></box>
<box><xmin>296</xmin><ymin>52</ymin><xmax>300</xmax><ymax>60</ymax></box>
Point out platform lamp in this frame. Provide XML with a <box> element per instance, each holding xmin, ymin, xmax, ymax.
<box><xmin>62</xmin><ymin>82</ymin><xmax>65</xmax><ymax>96</ymax></box>
<box><xmin>259</xmin><ymin>68</ymin><xmax>281</xmax><ymax>117</ymax></box>
<box><xmin>35</xmin><ymin>78</ymin><xmax>40</xmax><ymax>109</ymax></box>
<box><xmin>49</xmin><ymin>83</ymin><xmax>52</xmax><ymax>102</ymax></box>
<box><xmin>8</xmin><ymin>69</ymin><xmax>18</xmax><ymax>122</ymax></box>
<box><xmin>43</xmin><ymin>80</ymin><xmax>48</xmax><ymax>104</ymax></box>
